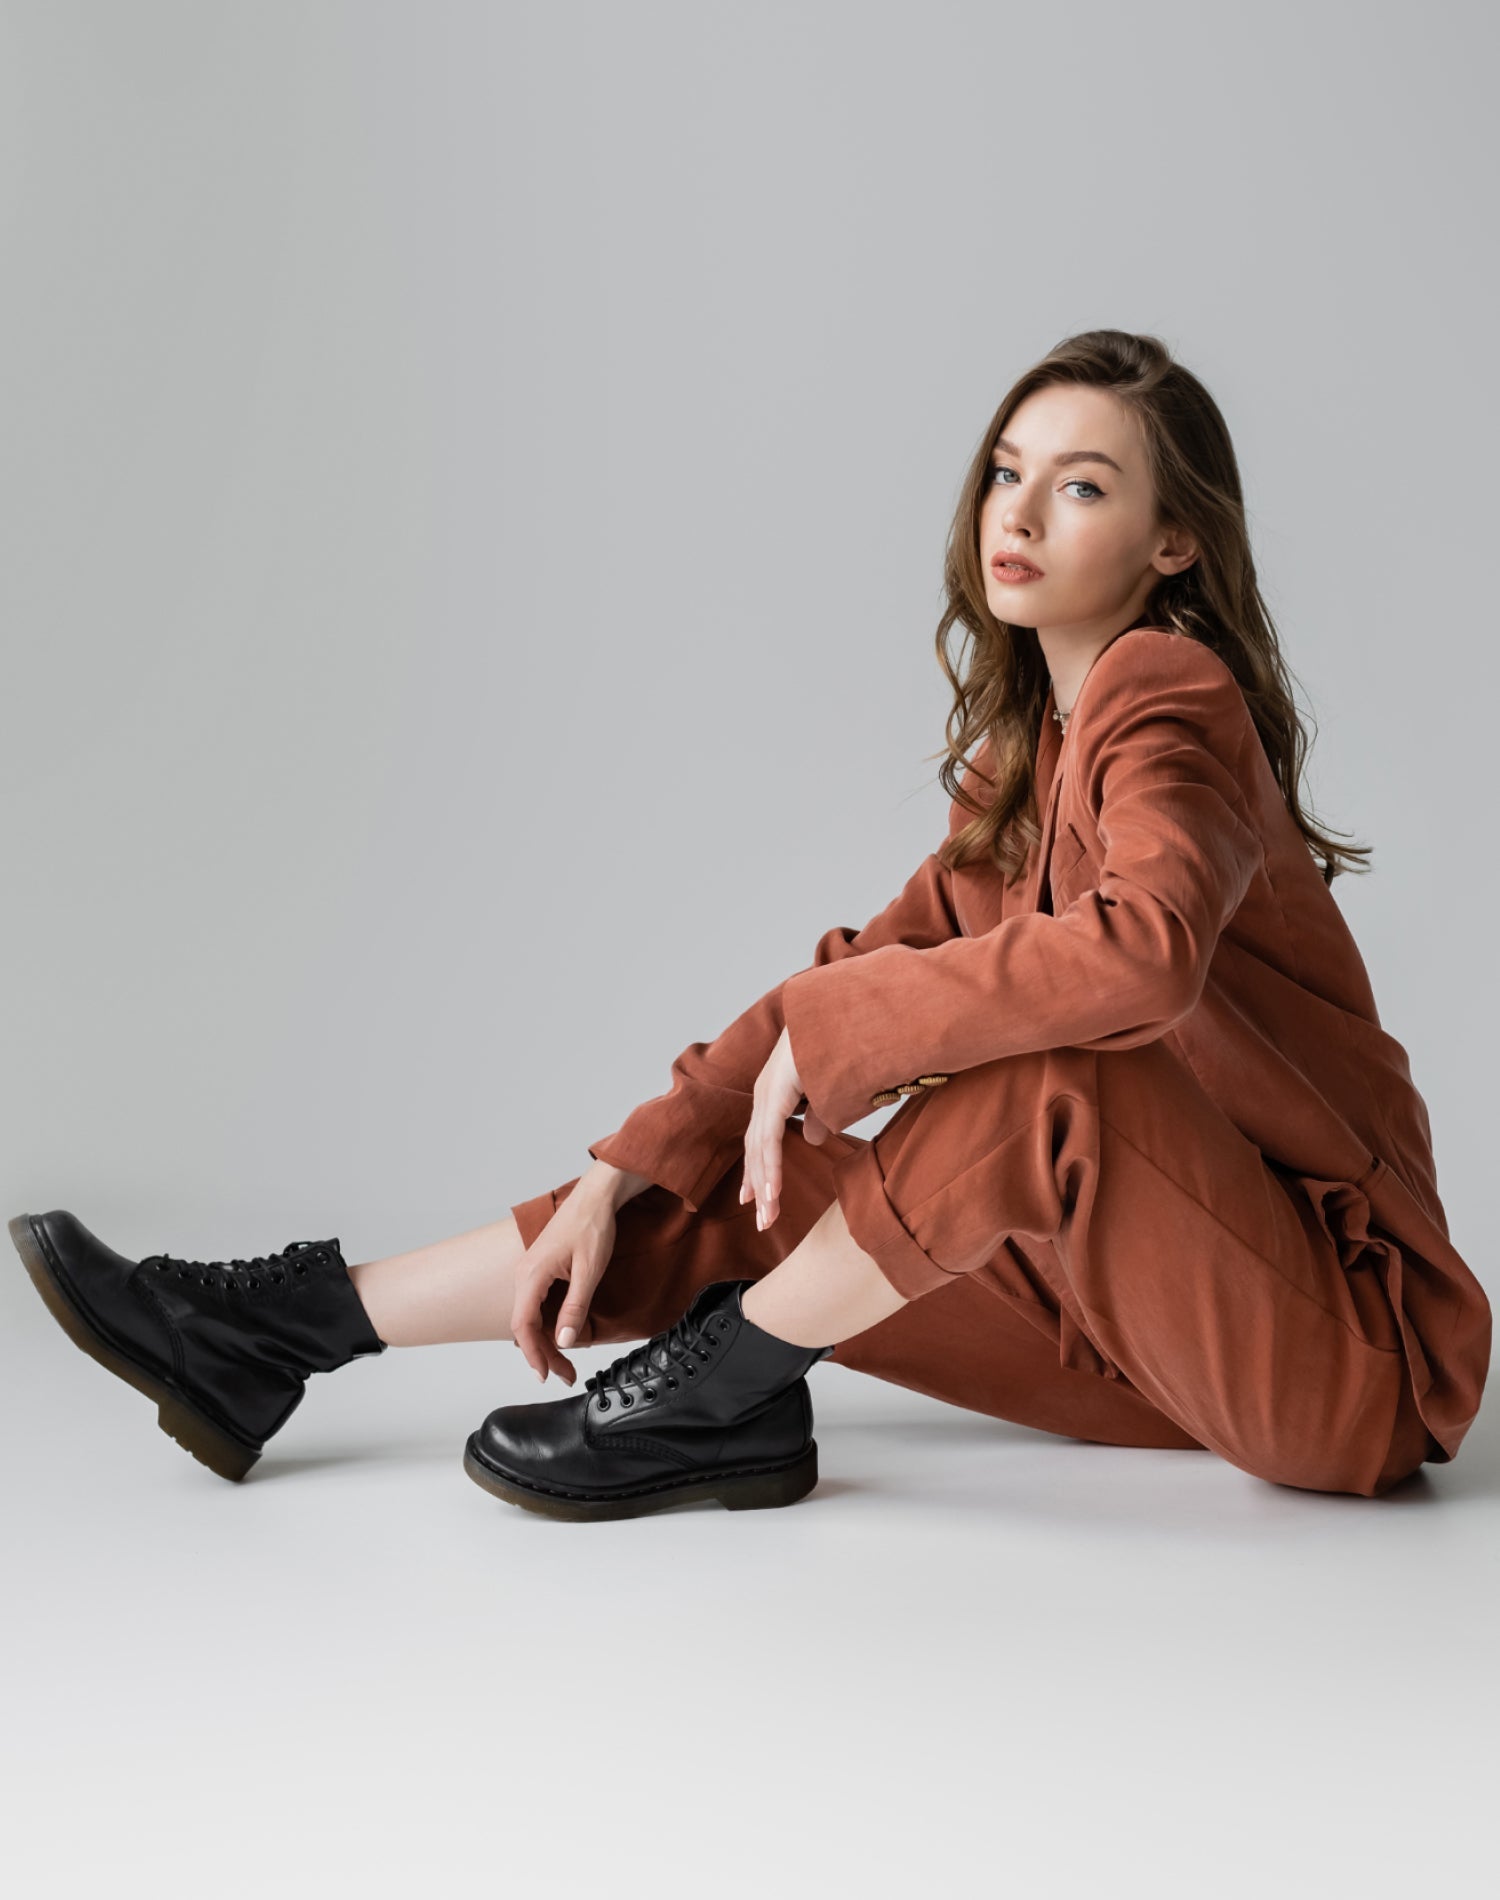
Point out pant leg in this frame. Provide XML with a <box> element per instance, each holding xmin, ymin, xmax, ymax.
<box><xmin>827</xmin><ymin>1038</ymin><xmax>1428</xmax><ymax>1498</ymax></box>
<box><xmin>510</xmin><ymin>1118</ymin><xmax>1209</xmax><ymax>1457</ymax></box>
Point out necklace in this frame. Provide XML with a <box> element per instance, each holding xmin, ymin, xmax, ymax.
<box><xmin>1052</xmin><ymin>702</ymin><xmax>1070</xmax><ymax>732</ymax></box>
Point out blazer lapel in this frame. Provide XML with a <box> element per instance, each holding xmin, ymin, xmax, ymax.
<box><xmin>1031</xmin><ymin>621</ymin><xmax>1148</xmax><ymax>913</ymax></box>
<box><xmin>1032</xmin><ymin>684</ymin><xmax>1065</xmax><ymax>914</ymax></box>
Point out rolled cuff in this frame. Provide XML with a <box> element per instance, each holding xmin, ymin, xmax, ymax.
<box><xmin>782</xmin><ymin>962</ymin><xmax>871</xmax><ymax>1138</ymax></box>
<box><xmin>586</xmin><ymin>1130</ymin><xmax>735</xmax><ymax>1215</ymax></box>
<box><xmin>830</xmin><ymin>1133</ymin><xmax>968</xmax><ymax>1302</ymax></box>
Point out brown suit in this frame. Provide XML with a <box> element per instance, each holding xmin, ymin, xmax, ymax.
<box><xmin>512</xmin><ymin>627</ymin><xmax>1491</xmax><ymax>1497</ymax></box>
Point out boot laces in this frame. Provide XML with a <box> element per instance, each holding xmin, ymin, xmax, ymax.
<box><xmin>584</xmin><ymin>1305</ymin><xmax>733</xmax><ymax>1412</ymax></box>
<box><xmin>139</xmin><ymin>1238</ymin><xmax>331</xmax><ymax>1296</ymax></box>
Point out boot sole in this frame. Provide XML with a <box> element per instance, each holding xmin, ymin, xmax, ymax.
<box><xmin>9</xmin><ymin>1213</ymin><xmax>262</xmax><ymax>1483</ymax></box>
<box><xmin>462</xmin><ymin>1434</ymin><xmax>820</xmax><ymax>1522</ymax></box>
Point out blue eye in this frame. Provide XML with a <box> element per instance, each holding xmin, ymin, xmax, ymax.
<box><xmin>989</xmin><ymin>466</ymin><xmax>1104</xmax><ymax>500</ymax></box>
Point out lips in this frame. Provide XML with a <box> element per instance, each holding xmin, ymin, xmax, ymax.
<box><xmin>992</xmin><ymin>553</ymin><xmax>1043</xmax><ymax>577</ymax></box>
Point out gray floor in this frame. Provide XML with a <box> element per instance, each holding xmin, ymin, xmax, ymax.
<box><xmin>3</xmin><ymin>1273</ymin><xmax>1493</xmax><ymax>1900</ymax></box>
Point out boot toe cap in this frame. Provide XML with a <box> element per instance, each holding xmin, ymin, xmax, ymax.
<box><xmin>471</xmin><ymin>1395</ymin><xmax>590</xmax><ymax>1483</ymax></box>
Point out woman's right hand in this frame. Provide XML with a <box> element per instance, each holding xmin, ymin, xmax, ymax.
<box><xmin>509</xmin><ymin>1162</ymin><xmax>651</xmax><ymax>1386</ymax></box>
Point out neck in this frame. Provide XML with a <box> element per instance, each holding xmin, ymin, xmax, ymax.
<box><xmin>1040</xmin><ymin>610</ymin><xmax>1152</xmax><ymax>719</ymax></box>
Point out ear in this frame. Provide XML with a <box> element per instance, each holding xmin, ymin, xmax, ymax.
<box><xmin>1154</xmin><ymin>527</ymin><xmax>1199</xmax><ymax>578</ymax></box>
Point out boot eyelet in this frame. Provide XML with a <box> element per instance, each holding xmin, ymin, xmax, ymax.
<box><xmin>271</xmin><ymin>1270</ymin><xmax>284</xmax><ymax>1283</ymax></box>
<box><xmin>294</xmin><ymin>1263</ymin><xmax>308</xmax><ymax>1276</ymax></box>
<box><xmin>685</xmin><ymin>1366</ymin><xmax>695</xmax><ymax>1377</ymax></box>
<box><xmin>666</xmin><ymin>1377</ymin><xmax>678</xmax><ymax>1389</ymax></box>
<box><xmin>643</xmin><ymin>1387</ymin><xmax>656</xmax><ymax>1400</ymax></box>
<box><xmin>621</xmin><ymin>1394</ymin><xmax>634</xmax><ymax>1407</ymax></box>
<box><xmin>248</xmin><ymin>1276</ymin><xmax>261</xmax><ymax>1289</ymax></box>
<box><xmin>598</xmin><ymin>1397</ymin><xmax>610</xmax><ymax>1411</ymax></box>
<box><xmin>226</xmin><ymin>1282</ymin><xmax>240</xmax><ymax>1295</ymax></box>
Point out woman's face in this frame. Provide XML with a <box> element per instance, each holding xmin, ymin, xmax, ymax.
<box><xmin>978</xmin><ymin>383</ymin><xmax>1195</xmax><ymax>638</ymax></box>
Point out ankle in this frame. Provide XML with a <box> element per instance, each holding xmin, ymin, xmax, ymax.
<box><xmin>739</xmin><ymin>1281</ymin><xmax>834</xmax><ymax>1352</ymax></box>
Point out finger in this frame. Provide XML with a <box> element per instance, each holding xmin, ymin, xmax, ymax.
<box><xmin>534</xmin><ymin>1321</ymin><xmax>577</xmax><ymax>1385</ymax></box>
<box><xmin>513</xmin><ymin>1270</ymin><xmax>563</xmax><ymax>1386</ymax></box>
<box><xmin>554</xmin><ymin>1258</ymin><xmax>597</xmax><ymax>1355</ymax></box>
<box><xmin>763</xmin><ymin>1128</ymin><xmax>782</xmax><ymax>1228</ymax></box>
<box><xmin>511</xmin><ymin>1308</ymin><xmax>550</xmax><ymax>1383</ymax></box>
<box><xmin>752</xmin><ymin>1123</ymin><xmax>776</xmax><ymax>1231</ymax></box>
<box><xmin>740</xmin><ymin>1121</ymin><xmax>758</xmax><ymax>1217</ymax></box>
<box><xmin>542</xmin><ymin>1340</ymin><xmax>576</xmax><ymax>1385</ymax></box>
<box><xmin>745</xmin><ymin>1115</ymin><xmax>767</xmax><ymax>1227</ymax></box>
<box><xmin>507</xmin><ymin>1255</ymin><xmax>543</xmax><ymax>1382</ymax></box>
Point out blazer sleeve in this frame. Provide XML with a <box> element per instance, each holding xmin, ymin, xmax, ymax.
<box><xmin>779</xmin><ymin>635</ymin><xmax>1265</xmax><ymax>1138</ymax></box>
<box><xmin>585</xmin><ymin>838</ymin><xmax>966</xmax><ymax>1211</ymax></box>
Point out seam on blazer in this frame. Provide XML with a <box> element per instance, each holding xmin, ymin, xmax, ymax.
<box><xmin>1334</xmin><ymin>1007</ymin><xmax>1407</xmax><ymax>1176</ymax></box>
<box><xmin>1251</xmin><ymin>805</ymin><xmax>1300</xmax><ymax>988</ymax></box>
<box><xmin>1051</xmin><ymin>820</ymin><xmax>1089</xmax><ymax>882</ymax></box>
<box><xmin>1069</xmin><ymin>646</ymin><xmax>1261</xmax><ymax>853</ymax></box>
<box><xmin>1259</xmin><ymin>855</ymin><xmax>1298</xmax><ymax>983</ymax></box>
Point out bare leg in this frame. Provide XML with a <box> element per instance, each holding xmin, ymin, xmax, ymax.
<box><xmin>346</xmin><ymin>1216</ymin><xmax>527</xmax><ymax>1348</ymax></box>
<box><xmin>741</xmin><ymin>1195</ymin><xmax>910</xmax><ymax>1347</ymax></box>
<box><xmin>347</xmin><ymin>1194</ymin><xmax>906</xmax><ymax>1359</ymax></box>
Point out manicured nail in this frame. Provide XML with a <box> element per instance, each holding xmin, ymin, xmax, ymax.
<box><xmin>557</xmin><ymin>1326</ymin><xmax>575</xmax><ymax>1348</ymax></box>
<box><xmin>535</xmin><ymin>1366</ymin><xmax>545</xmax><ymax>1383</ymax></box>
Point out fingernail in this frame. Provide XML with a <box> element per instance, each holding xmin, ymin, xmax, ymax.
<box><xmin>535</xmin><ymin>1366</ymin><xmax>545</xmax><ymax>1384</ymax></box>
<box><xmin>557</xmin><ymin>1326</ymin><xmax>575</xmax><ymax>1348</ymax></box>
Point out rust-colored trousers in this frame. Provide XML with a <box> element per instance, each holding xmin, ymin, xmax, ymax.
<box><xmin>512</xmin><ymin>1039</ymin><xmax>1437</xmax><ymax>1499</ymax></box>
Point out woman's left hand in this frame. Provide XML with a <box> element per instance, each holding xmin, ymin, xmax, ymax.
<box><xmin>741</xmin><ymin>1027</ymin><xmax>830</xmax><ymax>1230</ymax></box>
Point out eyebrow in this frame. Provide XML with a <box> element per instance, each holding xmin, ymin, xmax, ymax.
<box><xmin>992</xmin><ymin>436</ymin><xmax>1124</xmax><ymax>473</ymax></box>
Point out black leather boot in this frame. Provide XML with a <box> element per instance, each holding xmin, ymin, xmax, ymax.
<box><xmin>9</xmin><ymin>1208</ymin><xmax>387</xmax><ymax>1482</ymax></box>
<box><xmin>464</xmin><ymin>1277</ymin><xmax>835</xmax><ymax>1521</ymax></box>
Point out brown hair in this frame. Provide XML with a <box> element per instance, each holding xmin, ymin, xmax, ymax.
<box><xmin>930</xmin><ymin>328</ymin><xmax>1369</xmax><ymax>887</ymax></box>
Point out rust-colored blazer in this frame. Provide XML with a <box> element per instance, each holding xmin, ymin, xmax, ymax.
<box><xmin>589</xmin><ymin>627</ymin><xmax>1491</xmax><ymax>1460</ymax></box>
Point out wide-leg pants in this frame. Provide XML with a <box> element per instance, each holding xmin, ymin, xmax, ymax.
<box><xmin>511</xmin><ymin>1039</ymin><xmax>1437</xmax><ymax>1499</ymax></box>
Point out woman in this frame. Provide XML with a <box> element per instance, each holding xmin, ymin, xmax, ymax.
<box><xmin>14</xmin><ymin>330</ymin><xmax>1491</xmax><ymax>1521</ymax></box>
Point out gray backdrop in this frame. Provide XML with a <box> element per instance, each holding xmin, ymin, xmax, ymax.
<box><xmin>3</xmin><ymin>5</ymin><xmax>1494</xmax><ymax>1897</ymax></box>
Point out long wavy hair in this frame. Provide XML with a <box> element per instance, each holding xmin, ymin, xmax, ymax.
<box><xmin>932</xmin><ymin>329</ymin><xmax>1370</xmax><ymax>887</ymax></box>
